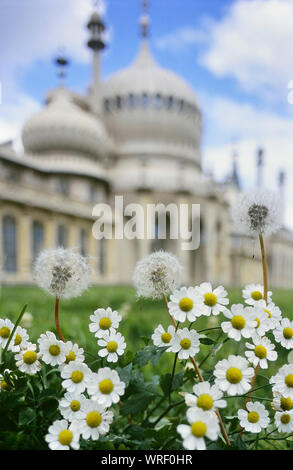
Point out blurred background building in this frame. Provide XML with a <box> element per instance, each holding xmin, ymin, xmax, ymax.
<box><xmin>0</xmin><ymin>1</ymin><xmax>293</xmax><ymax>288</ymax></box>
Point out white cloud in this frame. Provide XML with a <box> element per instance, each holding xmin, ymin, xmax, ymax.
<box><xmin>200</xmin><ymin>93</ymin><xmax>293</xmax><ymax>228</ymax></box>
<box><xmin>155</xmin><ymin>27</ymin><xmax>206</xmax><ymax>52</ymax></box>
<box><xmin>201</xmin><ymin>0</ymin><xmax>293</xmax><ymax>95</ymax></box>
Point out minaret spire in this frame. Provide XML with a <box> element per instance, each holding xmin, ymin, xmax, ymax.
<box><xmin>54</xmin><ymin>50</ymin><xmax>69</xmax><ymax>88</ymax></box>
<box><xmin>87</xmin><ymin>2</ymin><xmax>106</xmax><ymax>115</ymax></box>
<box><xmin>140</xmin><ymin>0</ymin><xmax>150</xmax><ymax>38</ymax></box>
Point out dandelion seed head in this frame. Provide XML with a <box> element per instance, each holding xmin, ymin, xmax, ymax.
<box><xmin>232</xmin><ymin>190</ymin><xmax>281</xmax><ymax>237</ymax></box>
<box><xmin>33</xmin><ymin>248</ymin><xmax>91</xmax><ymax>299</ymax></box>
<box><xmin>132</xmin><ymin>250</ymin><xmax>183</xmax><ymax>299</ymax></box>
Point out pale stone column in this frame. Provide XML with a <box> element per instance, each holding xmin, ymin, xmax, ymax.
<box><xmin>44</xmin><ymin>215</ymin><xmax>56</xmax><ymax>249</ymax></box>
<box><xmin>67</xmin><ymin>221</ymin><xmax>77</xmax><ymax>249</ymax></box>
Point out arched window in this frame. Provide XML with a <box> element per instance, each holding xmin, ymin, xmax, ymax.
<box><xmin>32</xmin><ymin>221</ymin><xmax>44</xmax><ymax>263</ymax></box>
<box><xmin>80</xmin><ymin>228</ymin><xmax>87</xmax><ymax>257</ymax></box>
<box><xmin>98</xmin><ymin>238</ymin><xmax>106</xmax><ymax>275</ymax></box>
<box><xmin>2</xmin><ymin>215</ymin><xmax>17</xmax><ymax>272</ymax></box>
<box><xmin>57</xmin><ymin>224</ymin><xmax>67</xmax><ymax>248</ymax></box>
<box><xmin>141</xmin><ymin>93</ymin><xmax>149</xmax><ymax>108</ymax></box>
<box><xmin>166</xmin><ymin>95</ymin><xmax>174</xmax><ymax>109</ymax></box>
<box><xmin>116</xmin><ymin>95</ymin><xmax>122</xmax><ymax>110</ymax></box>
<box><xmin>154</xmin><ymin>93</ymin><xmax>162</xmax><ymax>109</ymax></box>
<box><xmin>128</xmin><ymin>93</ymin><xmax>136</xmax><ymax>109</ymax></box>
<box><xmin>104</xmin><ymin>98</ymin><xmax>111</xmax><ymax>112</ymax></box>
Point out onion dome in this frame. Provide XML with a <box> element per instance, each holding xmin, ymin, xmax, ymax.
<box><xmin>22</xmin><ymin>88</ymin><xmax>111</xmax><ymax>159</ymax></box>
<box><xmin>102</xmin><ymin>40</ymin><xmax>202</xmax><ymax>162</ymax></box>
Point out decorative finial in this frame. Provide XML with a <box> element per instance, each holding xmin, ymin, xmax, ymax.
<box><xmin>140</xmin><ymin>0</ymin><xmax>150</xmax><ymax>38</ymax></box>
<box><xmin>87</xmin><ymin>5</ymin><xmax>106</xmax><ymax>51</ymax></box>
<box><xmin>54</xmin><ymin>49</ymin><xmax>69</xmax><ymax>86</ymax></box>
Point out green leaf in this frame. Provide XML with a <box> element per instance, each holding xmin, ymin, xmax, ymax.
<box><xmin>160</xmin><ymin>372</ymin><xmax>183</xmax><ymax>396</ymax></box>
<box><xmin>121</xmin><ymin>392</ymin><xmax>155</xmax><ymax>416</ymax></box>
<box><xmin>18</xmin><ymin>408</ymin><xmax>36</xmax><ymax>426</ymax></box>
<box><xmin>199</xmin><ymin>337</ymin><xmax>215</xmax><ymax>345</ymax></box>
<box><xmin>117</xmin><ymin>363</ymin><xmax>133</xmax><ymax>387</ymax></box>
<box><xmin>134</xmin><ymin>345</ymin><xmax>165</xmax><ymax>367</ymax></box>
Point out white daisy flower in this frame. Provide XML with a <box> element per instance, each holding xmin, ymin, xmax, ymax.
<box><xmin>87</xmin><ymin>367</ymin><xmax>125</xmax><ymax>407</ymax></box>
<box><xmin>45</xmin><ymin>419</ymin><xmax>80</xmax><ymax>450</ymax></box>
<box><xmin>77</xmin><ymin>400</ymin><xmax>113</xmax><ymax>441</ymax></box>
<box><xmin>97</xmin><ymin>329</ymin><xmax>126</xmax><ymax>363</ymax></box>
<box><xmin>89</xmin><ymin>307</ymin><xmax>122</xmax><ymax>338</ymax></box>
<box><xmin>195</xmin><ymin>282</ymin><xmax>229</xmax><ymax>316</ymax></box>
<box><xmin>270</xmin><ymin>365</ymin><xmax>293</xmax><ymax>399</ymax></box>
<box><xmin>0</xmin><ymin>369</ymin><xmax>12</xmax><ymax>392</ymax></box>
<box><xmin>232</xmin><ymin>189</ymin><xmax>281</xmax><ymax>237</ymax></box>
<box><xmin>167</xmin><ymin>328</ymin><xmax>200</xmax><ymax>360</ymax></box>
<box><xmin>38</xmin><ymin>331</ymin><xmax>67</xmax><ymax>366</ymax></box>
<box><xmin>15</xmin><ymin>342</ymin><xmax>42</xmax><ymax>375</ymax></box>
<box><xmin>221</xmin><ymin>304</ymin><xmax>257</xmax><ymax>341</ymax></box>
<box><xmin>273</xmin><ymin>318</ymin><xmax>293</xmax><ymax>350</ymax></box>
<box><xmin>238</xmin><ymin>401</ymin><xmax>270</xmax><ymax>433</ymax></box>
<box><xmin>184</xmin><ymin>381</ymin><xmax>226</xmax><ymax>412</ymax></box>
<box><xmin>214</xmin><ymin>355</ymin><xmax>254</xmax><ymax>396</ymax></box>
<box><xmin>59</xmin><ymin>341</ymin><xmax>85</xmax><ymax>372</ymax></box>
<box><xmin>263</xmin><ymin>302</ymin><xmax>282</xmax><ymax>328</ymax></box>
<box><xmin>177</xmin><ymin>407</ymin><xmax>220</xmax><ymax>451</ymax></box>
<box><xmin>242</xmin><ymin>284</ymin><xmax>272</xmax><ymax>306</ymax></box>
<box><xmin>272</xmin><ymin>392</ymin><xmax>293</xmax><ymax>412</ymax></box>
<box><xmin>245</xmin><ymin>334</ymin><xmax>278</xmax><ymax>369</ymax></box>
<box><xmin>274</xmin><ymin>410</ymin><xmax>293</xmax><ymax>433</ymax></box>
<box><xmin>152</xmin><ymin>324</ymin><xmax>176</xmax><ymax>348</ymax></box>
<box><xmin>59</xmin><ymin>392</ymin><xmax>87</xmax><ymax>422</ymax></box>
<box><xmin>250</xmin><ymin>302</ymin><xmax>272</xmax><ymax>337</ymax></box>
<box><xmin>61</xmin><ymin>361</ymin><xmax>92</xmax><ymax>394</ymax></box>
<box><xmin>168</xmin><ymin>287</ymin><xmax>203</xmax><ymax>322</ymax></box>
<box><xmin>8</xmin><ymin>326</ymin><xmax>29</xmax><ymax>353</ymax></box>
<box><xmin>0</xmin><ymin>318</ymin><xmax>14</xmax><ymax>348</ymax></box>
<box><xmin>33</xmin><ymin>248</ymin><xmax>91</xmax><ymax>299</ymax></box>
<box><xmin>132</xmin><ymin>250</ymin><xmax>183</xmax><ymax>299</ymax></box>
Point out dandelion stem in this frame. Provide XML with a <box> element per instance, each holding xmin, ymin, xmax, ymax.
<box><xmin>259</xmin><ymin>234</ymin><xmax>268</xmax><ymax>303</ymax></box>
<box><xmin>54</xmin><ymin>297</ymin><xmax>65</xmax><ymax>342</ymax></box>
<box><xmin>162</xmin><ymin>294</ymin><xmax>177</xmax><ymax>328</ymax></box>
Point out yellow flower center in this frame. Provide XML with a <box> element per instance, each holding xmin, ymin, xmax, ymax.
<box><xmin>197</xmin><ymin>394</ymin><xmax>213</xmax><ymax>411</ymax></box>
<box><xmin>180</xmin><ymin>338</ymin><xmax>191</xmax><ymax>350</ymax></box>
<box><xmin>179</xmin><ymin>297</ymin><xmax>194</xmax><ymax>312</ymax></box>
<box><xmin>23</xmin><ymin>351</ymin><xmax>37</xmax><ymax>365</ymax></box>
<box><xmin>254</xmin><ymin>345</ymin><xmax>267</xmax><ymax>359</ymax></box>
<box><xmin>226</xmin><ymin>367</ymin><xmax>242</xmax><ymax>384</ymax></box>
<box><xmin>66</xmin><ymin>351</ymin><xmax>76</xmax><ymax>363</ymax></box>
<box><xmin>281</xmin><ymin>413</ymin><xmax>291</xmax><ymax>424</ymax></box>
<box><xmin>251</xmin><ymin>290</ymin><xmax>263</xmax><ymax>301</ymax></box>
<box><xmin>14</xmin><ymin>334</ymin><xmax>22</xmax><ymax>346</ymax></box>
<box><xmin>283</xmin><ymin>327</ymin><xmax>293</xmax><ymax>340</ymax></box>
<box><xmin>285</xmin><ymin>374</ymin><xmax>293</xmax><ymax>388</ymax></box>
<box><xmin>71</xmin><ymin>371</ymin><xmax>83</xmax><ymax>383</ymax></box>
<box><xmin>231</xmin><ymin>315</ymin><xmax>246</xmax><ymax>330</ymax></box>
<box><xmin>191</xmin><ymin>421</ymin><xmax>207</xmax><ymax>438</ymax></box>
<box><xmin>254</xmin><ymin>318</ymin><xmax>260</xmax><ymax>328</ymax></box>
<box><xmin>49</xmin><ymin>344</ymin><xmax>61</xmax><ymax>356</ymax></box>
<box><xmin>247</xmin><ymin>411</ymin><xmax>259</xmax><ymax>423</ymax></box>
<box><xmin>1</xmin><ymin>380</ymin><xmax>8</xmax><ymax>391</ymax></box>
<box><xmin>0</xmin><ymin>327</ymin><xmax>10</xmax><ymax>338</ymax></box>
<box><xmin>99</xmin><ymin>379</ymin><xmax>114</xmax><ymax>394</ymax></box>
<box><xmin>107</xmin><ymin>341</ymin><xmax>118</xmax><ymax>353</ymax></box>
<box><xmin>161</xmin><ymin>332</ymin><xmax>172</xmax><ymax>344</ymax></box>
<box><xmin>281</xmin><ymin>396</ymin><xmax>293</xmax><ymax>411</ymax></box>
<box><xmin>99</xmin><ymin>317</ymin><xmax>112</xmax><ymax>330</ymax></box>
<box><xmin>58</xmin><ymin>429</ymin><xmax>73</xmax><ymax>446</ymax></box>
<box><xmin>265</xmin><ymin>309</ymin><xmax>272</xmax><ymax>318</ymax></box>
<box><xmin>86</xmin><ymin>411</ymin><xmax>102</xmax><ymax>428</ymax></box>
<box><xmin>204</xmin><ymin>293</ymin><xmax>217</xmax><ymax>307</ymax></box>
<box><xmin>70</xmin><ymin>400</ymin><xmax>81</xmax><ymax>412</ymax></box>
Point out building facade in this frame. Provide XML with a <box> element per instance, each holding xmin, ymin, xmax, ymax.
<box><xmin>0</xmin><ymin>6</ymin><xmax>292</xmax><ymax>289</ymax></box>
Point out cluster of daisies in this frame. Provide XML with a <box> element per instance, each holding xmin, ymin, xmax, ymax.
<box><xmin>149</xmin><ymin>281</ymin><xmax>293</xmax><ymax>450</ymax></box>
<box><xmin>0</xmin><ymin>308</ymin><xmax>126</xmax><ymax>451</ymax></box>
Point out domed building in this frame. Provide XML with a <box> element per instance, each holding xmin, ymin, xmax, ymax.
<box><xmin>0</xmin><ymin>3</ymin><xmax>293</xmax><ymax>288</ymax></box>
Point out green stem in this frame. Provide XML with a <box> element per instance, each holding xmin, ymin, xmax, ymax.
<box><xmin>153</xmin><ymin>399</ymin><xmax>185</xmax><ymax>427</ymax></box>
<box><xmin>168</xmin><ymin>352</ymin><xmax>178</xmax><ymax>403</ymax></box>
<box><xmin>1</xmin><ymin>304</ymin><xmax>27</xmax><ymax>364</ymax></box>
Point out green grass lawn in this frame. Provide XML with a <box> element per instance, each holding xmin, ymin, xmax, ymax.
<box><xmin>1</xmin><ymin>285</ymin><xmax>292</xmax><ymax>377</ymax></box>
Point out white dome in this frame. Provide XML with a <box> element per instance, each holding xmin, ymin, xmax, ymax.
<box><xmin>102</xmin><ymin>40</ymin><xmax>202</xmax><ymax>162</ymax></box>
<box><xmin>22</xmin><ymin>88</ymin><xmax>111</xmax><ymax>159</ymax></box>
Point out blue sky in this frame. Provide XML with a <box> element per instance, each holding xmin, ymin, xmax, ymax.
<box><xmin>1</xmin><ymin>0</ymin><xmax>293</xmax><ymax>227</ymax></box>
